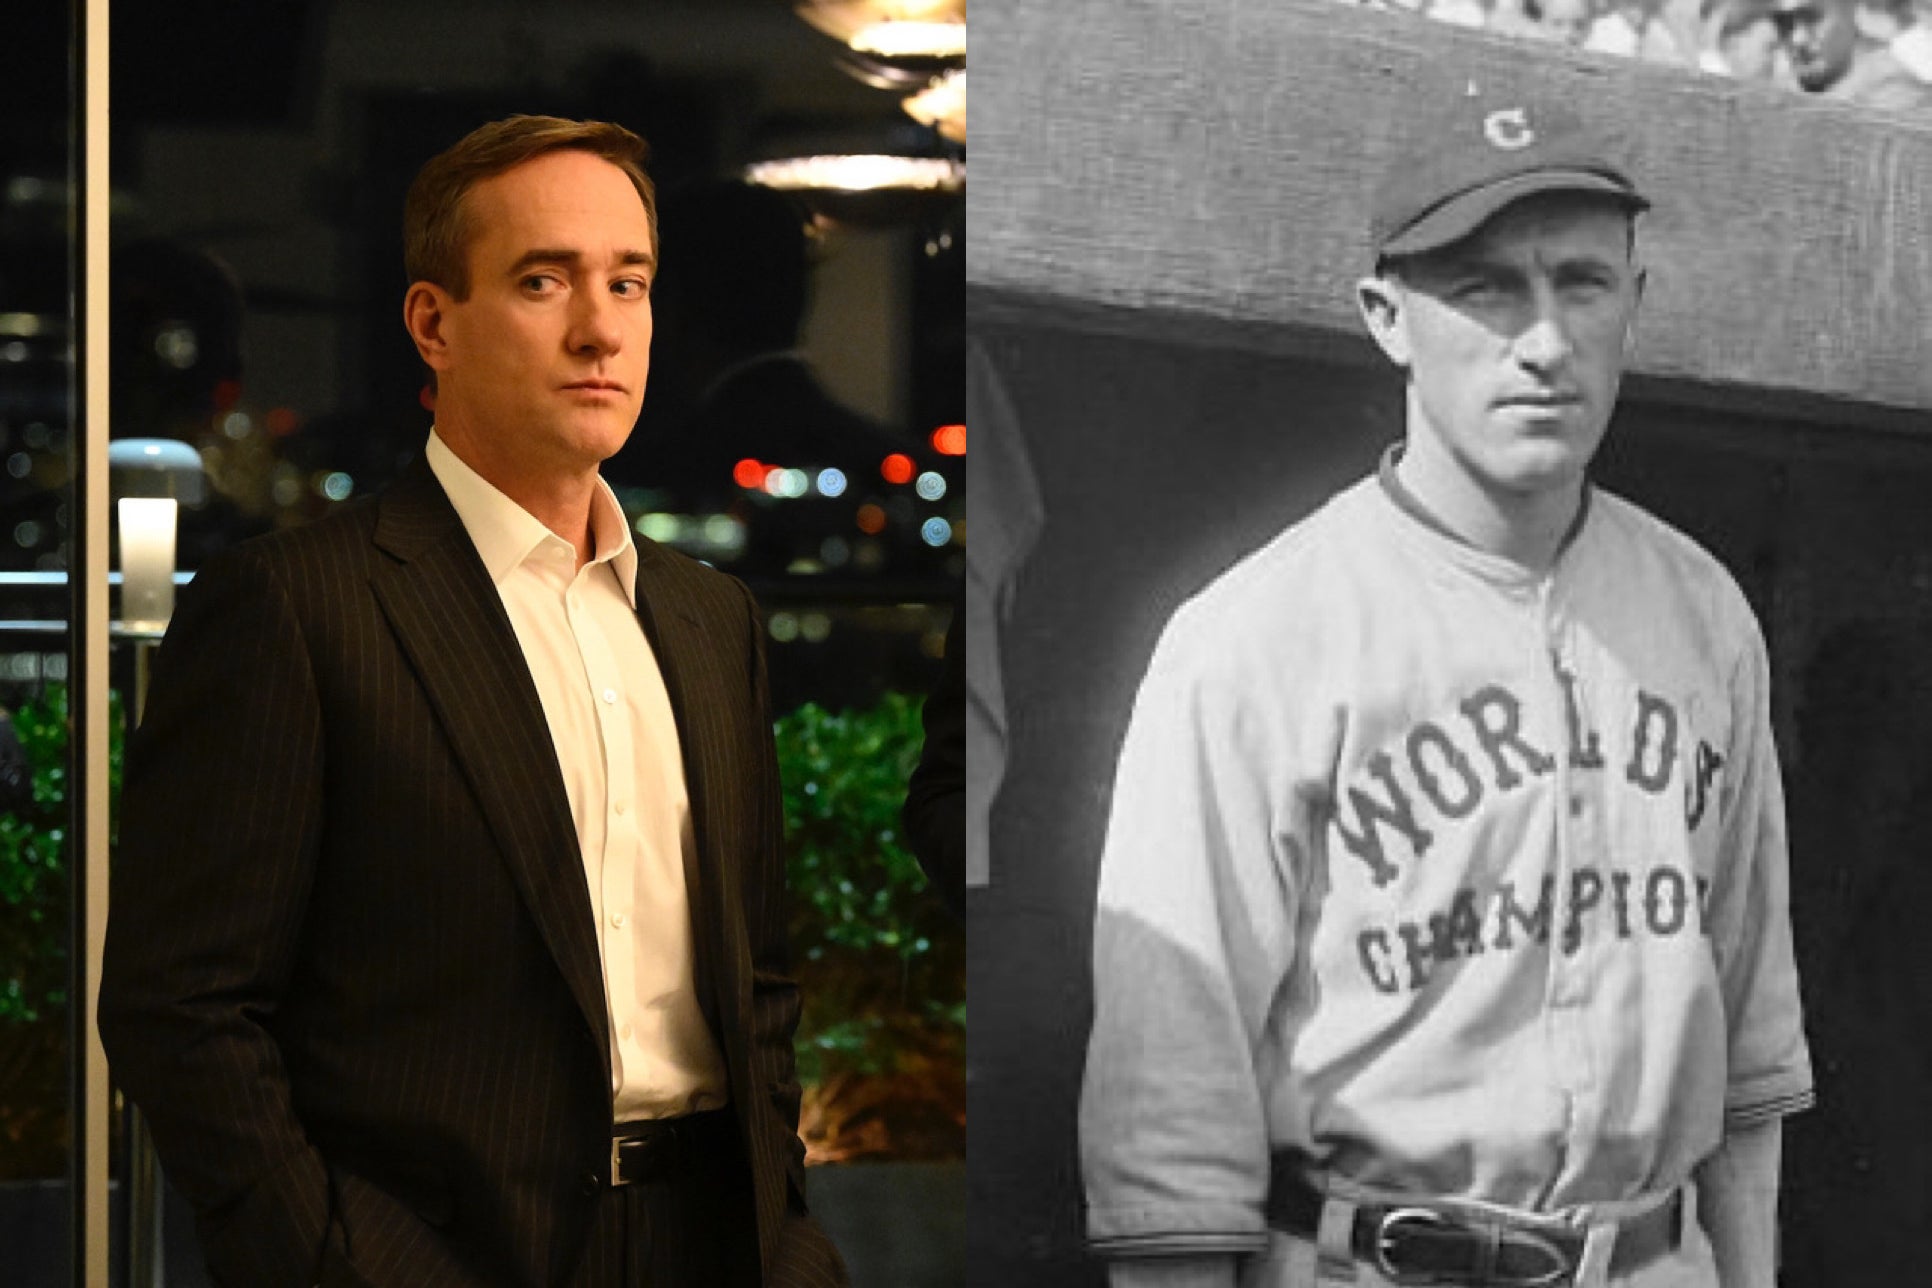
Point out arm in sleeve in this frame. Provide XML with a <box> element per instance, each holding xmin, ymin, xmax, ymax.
<box><xmin>98</xmin><ymin>546</ymin><xmax>486</xmax><ymax>1288</ymax></box>
<box><xmin>97</xmin><ymin>545</ymin><xmax>336</xmax><ymax>1285</ymax></box>
<box><xmin>1709</xmin><ymin>610</ymin><xmax>1813</xmax><ymax>1129</ymax></box>
<box><xmin>1080</xmin><ymin>612</ymin><xmax>1301</xmax><ymax>1268</ymax></box>
<box><xmin>1693</xmin><ymin>1116</ymin><xmax>1782</xmax><ymax>1288</ymax></box>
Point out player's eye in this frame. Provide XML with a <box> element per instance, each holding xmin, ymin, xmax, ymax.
<box><xmin>1557</xmin><ymin>267</ymin><xmax>1615</xmax><ymax>296</ymax></box>
<box><xmin>1450</xmin><ymin>274</ymin><xmax>1509</xmax><ymax>302</ymax></box>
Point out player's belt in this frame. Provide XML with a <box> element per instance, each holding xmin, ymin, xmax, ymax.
<box><xmin>1266</xmin><ymin>1163</ymin><xmax>1682</xmax><ymax>1287</ymax></box>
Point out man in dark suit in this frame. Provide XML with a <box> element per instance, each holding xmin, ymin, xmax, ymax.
<box><xmin>98</xmin><ymin>115</ymin><xmax>846</xmax><ymax>1288</ymax></box>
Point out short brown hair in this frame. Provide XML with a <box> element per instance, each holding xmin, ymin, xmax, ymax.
<box><xmin>403</xmin><ymin>115</ymin><xmax>655</xmax><ymax>300</ymax></box>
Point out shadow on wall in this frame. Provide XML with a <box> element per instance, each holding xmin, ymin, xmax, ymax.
<box><xmin>968</xmin><ymin>315</ymin><xmax>1393</xmax><ymax>1286</ymax></box>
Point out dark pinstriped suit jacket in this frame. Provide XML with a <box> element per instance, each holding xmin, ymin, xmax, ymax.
<box><xmin>98</xmin><ymin>460</ymin><xmax>846</xmax><ymax>1287</ymax></box>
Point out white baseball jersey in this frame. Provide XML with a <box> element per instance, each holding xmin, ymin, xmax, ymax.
<box><xmin>1080</xmin><ymin>461</ymin><xmax>1813</xmax><ymax>1267</ymax></box>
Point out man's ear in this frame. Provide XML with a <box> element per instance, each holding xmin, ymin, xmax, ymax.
<box><xmin>1624</xmin><ymin>266</ymin><xmax>1648</xmax><ymax>359</ymax></box>
<box><xmin>403</xmin><ymin>282</ymin><xmax>455</xmax><ymax>371</ymax></box>
<box><xmin>1357</xmin><ymin>274</ymin><xmax>1412</xmax><ymax>369</ymax></box>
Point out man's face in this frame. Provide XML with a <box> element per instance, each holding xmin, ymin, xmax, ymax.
<box><xmin>1540</xmin><ymin>0</ymin><xmax>1594</xmax><ymax>45</ymax></box>
<box><xmin>1360</xmin><ymin>195</ymin><xmax>1642</xmax><ymax>502</ymax></box>
<box><xmin>1722</xmin><ymin>14</ymin><xmax>1782</xmax><ymax>80</ymax></box>
<box><xmin>429</xmin><ymin>149</ymin><xmax>655</xmax><ymax>479</ymax></box>
<box><xmin>1776</xmin><ymin>0</ymin><xmax>1857</xmax><ymax>90</ymax></box>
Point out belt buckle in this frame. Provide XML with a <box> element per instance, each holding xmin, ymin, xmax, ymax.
<box><xmin>610</xmin><ymin>1136</ymin><xmax>627</xmax><ymax>1187</ymax></box>
<box><xmin>1496</xmin><ymin>1228</ymin><xmax>1573</xmax><ymax>1288</ymax></box>
<box><xmin>1373</xmin><ymin>1206</ymin><xmax>1451</xmax><ymax>1285</ymax></box>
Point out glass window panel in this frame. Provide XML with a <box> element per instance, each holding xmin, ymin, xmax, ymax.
<box><xmin>0</xmin><ymin>2</ymin><xmax>80</xmax><ymax>1283</ymax></box>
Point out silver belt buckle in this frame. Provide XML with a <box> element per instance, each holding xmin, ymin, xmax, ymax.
<box><xmin>1374</xmin><ymin>1206</ymin><xmax>1451</xmax><ymax>1284</ymax></box>
<box><xmin>610</xmin><ymin>1135</ymin><xmax>629</xmax><ymax>1187</ymax></box>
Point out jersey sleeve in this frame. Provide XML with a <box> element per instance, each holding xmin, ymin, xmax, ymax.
<box><xmin>1709</xmin><ymin>609</ymin><xmax>1814</xmax><ymax>1130</ymax></box>
<box><xmin>1080</xmin><ymin>605</ymin><xmax>1303</xmax><ymax>1259</ymax></box>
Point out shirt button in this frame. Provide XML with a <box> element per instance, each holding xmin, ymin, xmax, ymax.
<box><xmin>581</xmin><ymin>1172</ymin><xmax>601</xmax><ymax>1196</ymax></box>
<box><xmin>620</xmin><ymin>1023</ymin><xmax>634</xmax><ymax>1041</ymax></box>
<box><xmin>602</xmin><ymin>688</ymin><xmax>618</xmax><ymax>704</ymax></box>
<box><xmin>611</xmin><ymin>910</ymin><xmax>627</xmax><ymax>929</ymax></box>
<box><xmin>615</xmin><ymin>801</ymin><xmax>630</xmax><ymax>816</ymax></box>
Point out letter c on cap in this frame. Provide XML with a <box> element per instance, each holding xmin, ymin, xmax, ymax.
<box><xmin>1484</xmin><ymin>108</ymin><xmax>1536</xmax><ymax>151</ymax></box>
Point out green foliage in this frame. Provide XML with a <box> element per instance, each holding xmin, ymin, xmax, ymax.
<box><xmin>774</xmin><ymin>694</ymin><xmax>963</xmax><ymax>1084</ymax></box>
<box><xmin>0</xmin><ymin>685</ymin><xmax>123</xmax><ymax>1026</ymax></box>
<box><xmin>0</xmin><ymin>684</ymin><xmax>125</xmax><ymax>1179</ymax></box>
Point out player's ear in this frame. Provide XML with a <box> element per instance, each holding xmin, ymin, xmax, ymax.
<box><xmin>1357</xmin><ymin>273</ymin><xmax>1412</xmax><ymax>369</ymax></box>
<box><xmin>403</xmin><ymin>282</ymin><xmax>456</xmax><ymax>372</ymax></box>
<box><xmin>1623</xmin><ymin>266</ymin><xmax>1647</xmax><ymax>359</ymax></box>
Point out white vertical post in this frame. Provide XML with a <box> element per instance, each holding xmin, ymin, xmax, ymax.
<box><xmin>79</xmin><ymin>0</ymin><xmax>114</xmax><ymax>1282</ymax></box>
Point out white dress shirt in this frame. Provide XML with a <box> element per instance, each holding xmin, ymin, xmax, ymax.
<box><xmin>426</xmin><ymin>431</ymin><xmax>728</xmax><ymax>1120</ymax></box>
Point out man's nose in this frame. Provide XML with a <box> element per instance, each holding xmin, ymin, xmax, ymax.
<box><xmin>1513</xmin><ymin>302</ymin><xmax>1574</xmax><ymax>372</ymax></box>
<box><xmin>568</xmin><ymin>289</ymin><xmax>622</xmax><ymax>354</ymax></box>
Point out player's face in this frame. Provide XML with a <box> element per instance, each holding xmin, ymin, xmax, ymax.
<box><xmin>1363</xmin><ymin>196</ymin><xmax>1641</xmax><ymax>503</ymax></box>
<box><xmin>416</xmin><ymin>149</ymin><xmax>656</xmax><ymax>481</ymax></box>
<box><xmin>1540</xmin><ymin>0</ymin><xmax>1593</xmax><ymax>44</ymax></box>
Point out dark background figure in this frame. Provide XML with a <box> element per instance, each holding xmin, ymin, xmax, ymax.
<box><xmin>1773</xmin><ymin>0</ymin><xmax>1932</xmax><ymax>106</ymax></box>
<box><xmin>1779</xmin><ymin>618</ymin><xmax>1932</xmax><ymax>1288</ymax></box>
<box><xmin>609</xmin><ymin>179</ymin><xmax>947</xmax><ymax>582</ymax></box>
<box><xmin>903</xmin><ymin>596</ymin><xmax>965</xmax><ymax>919</ymax></box>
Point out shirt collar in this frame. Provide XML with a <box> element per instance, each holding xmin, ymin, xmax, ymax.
<box><xmin>424</xmin><ymin>430</ymin><xmax>638</xmax><ymax>606</ymax></box>
<box><xmin>1376</xmin><ymin>441</ymin><xmax>1592</xmax><ymax>565</ymax></box>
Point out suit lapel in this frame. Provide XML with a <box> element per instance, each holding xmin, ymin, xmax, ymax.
<box><xmin>366</xmin><ymin>462</ymin><xmax>611</xmax><ymax>1055</ymax></box>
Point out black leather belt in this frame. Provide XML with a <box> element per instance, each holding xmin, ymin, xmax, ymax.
<box><xmin>608</xmin><ymin>1107</ymin><xmax>734</xmax><ymax>1187</ymax></box>
<box><xmin>1266</xmin><ymin>1163</ymin><xmax>1682</xmax><ymax>1287</ymax></box>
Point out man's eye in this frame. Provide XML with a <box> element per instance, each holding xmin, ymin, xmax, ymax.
<box><xmin>1560</xmin><ymin>273</ymin><xmax>1613</xmax><ymax>296</ymax></box>
<box><xmin>1452</xmin><ymin>279</ymin><xmax>1503</xmax><ymax>301</ymax></box>
<box><xmin>612</xmin><ymin>278</ymin><xmax>651</xmax><ymax>298</ymax></box>
<box><xmin>522</xmin><ymin>275</ymin><xmax>561</xmax><ymax>292</ymax></box>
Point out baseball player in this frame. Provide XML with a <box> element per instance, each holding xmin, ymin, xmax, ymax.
<box><xmin>1079</xmin><ymin>89</ymin><xmax>1812</xmax><ymax>1288</ymax></box>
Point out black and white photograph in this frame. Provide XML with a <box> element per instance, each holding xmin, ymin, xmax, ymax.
<box><xmin>969</xmin><ymin>1</ymin><xmax>1932</xmax><ymax>1285</ymax></box>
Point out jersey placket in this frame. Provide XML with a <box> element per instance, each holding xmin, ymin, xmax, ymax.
<box><xmin>1536</xmin><ymin>568</ymin><xmax>1600</xmax><ymax>1189</ymax></box>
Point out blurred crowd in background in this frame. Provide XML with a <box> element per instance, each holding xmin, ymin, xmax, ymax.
<box><xmin>1352</xmin><ymin>0</ymin><xmax>1932</xmax><ymax>109</ymax></box>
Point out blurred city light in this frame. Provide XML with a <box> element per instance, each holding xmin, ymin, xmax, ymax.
<box><xmin>638</xmin><ymin>513</ymin><xmax>682</xmax><ymax>543</ymax></box>
<box><xmin>881</xmin><ymin>453</ymin><xmax>915</xmax><ymax>485</ymax></box>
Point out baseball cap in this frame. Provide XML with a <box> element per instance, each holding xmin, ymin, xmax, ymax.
<box><xmin>1370</xmin><ymin>91</ymin><xmax>1649</xmax><ymax>261</ymax></box>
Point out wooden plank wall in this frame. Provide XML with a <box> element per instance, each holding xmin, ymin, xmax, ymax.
<box><xmin>971</xmin><ymin>0</ymin><xmax>1932</xmax><ymax>426</ymax></box>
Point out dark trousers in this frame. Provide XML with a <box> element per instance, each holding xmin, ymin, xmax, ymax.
<box><xmin>573</xmin><ymin>1113</ymin><xmax>763</xmax><ymax>1288</ymax></box>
